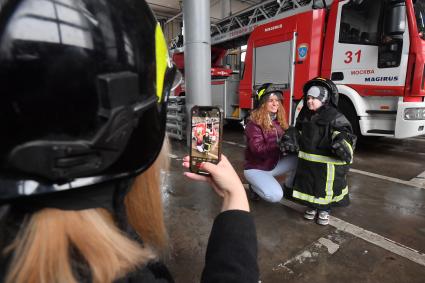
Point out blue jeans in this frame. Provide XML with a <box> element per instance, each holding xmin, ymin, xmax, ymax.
<box><xmin>244</xmin><ymin>154</ymin><xmax>298</xmax><ymax>203</ymax></box>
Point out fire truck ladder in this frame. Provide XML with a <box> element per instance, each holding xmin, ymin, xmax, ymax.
<box><xmin>211</xmin><ymin>0</ymin><xmax>313</xmax><ymax>45</ymax></box>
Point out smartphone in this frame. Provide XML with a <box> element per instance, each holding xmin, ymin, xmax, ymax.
<box><xmin>190</xmin><ymin>106</ymin><xmax>223</xmax><ymax>175</ymax></box>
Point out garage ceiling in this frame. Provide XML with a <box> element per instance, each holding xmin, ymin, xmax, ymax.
<box><xmin>147</xmin><ymin>0</ymin><xmax>264</xmax><ymax>23</ymax></box>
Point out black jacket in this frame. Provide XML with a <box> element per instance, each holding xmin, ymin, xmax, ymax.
<box><xmin>117</xmin><ymin>210</ymin><xmax>258</xmax><ymax>283</ymax></box>
<box><xmin>291</xmin><ymin>105</ymin><xmax>355</xmax><ymax>210</ymax></box>
<box><xmin>0</xmin><ymin>209</ymin><xmax>258</xmax><ymax>283</ymax></box>
<box><xmin>201</xmin><ymin>210</ymin><xmax>259</xmax><ymax>283</ymax></box>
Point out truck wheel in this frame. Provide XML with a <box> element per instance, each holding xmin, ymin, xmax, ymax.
<box><xmin>225</xmin><ymin>119</ymin><xmax>243</xmax><ymax>129</ymax></box>
<box><xmin>338</xmin><ymin>96</ymin><xmax>361</xmax><ymax>137</ymax></box>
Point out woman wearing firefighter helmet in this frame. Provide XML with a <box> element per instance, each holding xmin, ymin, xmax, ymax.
<box><xmin>243</xmin><ymin>83</ymin><xmax>298</xmax><ymax>203</ymax></box>
<box><xmin>0</xmin><ymin>1</ymin><xmax>258</xmax><ymax>282</ymax></box>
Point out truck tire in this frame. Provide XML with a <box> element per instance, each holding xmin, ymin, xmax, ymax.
<box><xmin>224</xmin><ymin>119</ymin><xmax>244</xmax><ymax>129</ymax></box>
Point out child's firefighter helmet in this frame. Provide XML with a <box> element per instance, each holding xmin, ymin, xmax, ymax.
<box><xmin>0</xmin><ymin>0</ymin><xmax>177</xmax><ymax>203</ymax></box>
<box><xmin>253</xmin><ymin>83</ymin><xmax>283</xmax><ymax>109</ymax></box>
<box><xmin>303</xmin><ymin>77</ymin><xmax>339</xmax><ymax>107</ymax></box>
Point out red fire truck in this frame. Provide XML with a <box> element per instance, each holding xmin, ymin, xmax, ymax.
<box><xmin>172</xmin><ymin>47</ymin><xmax>233</xmax><ymax>97</ymax></box>
<box><xmin>173</xmin><ymin>0</ymin><xmax>425</xmax><ymax>138</ymax></box>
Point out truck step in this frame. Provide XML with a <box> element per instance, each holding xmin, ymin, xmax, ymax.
<box><xmin>225</xmin><ymin>117</ymin><xmax>241</xmax><ymax>121</ymax></box>
<box><xmin>367</xmin><ymin>129</ymin><xmax>395</xmax><ymax>135</ymax></box>
<box><xmin>366</xmin><ymin>110</ymin><xmax>397</xmax><ymax>115</ymax></box>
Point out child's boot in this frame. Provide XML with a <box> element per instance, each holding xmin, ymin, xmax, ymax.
<box><xmin>303</xmin><ymin>208</ymin><xmax>317</xmax><ymax>220</ymax></box>
<box><xmin>316</xmin><ymin>210</ymin><xmax>330</xmax><ymax>225</ymax></box>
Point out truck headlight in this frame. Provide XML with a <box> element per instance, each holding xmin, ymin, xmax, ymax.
<box><xmin>404</xmin><ymin>108</ymin><xmax>425</xmax><ymax>120</ymax></box>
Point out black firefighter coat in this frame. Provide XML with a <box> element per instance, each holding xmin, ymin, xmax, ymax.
<box><xmin>291</xmin><ymin>105</ymin><xmax>355</xmax><ymax>210</ymax></box>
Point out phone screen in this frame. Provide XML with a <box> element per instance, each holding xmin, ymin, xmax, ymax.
<box><xmin>190</xmin><ymin>106</ymin><xmax>222</xmax><ymax>175</ymax></box>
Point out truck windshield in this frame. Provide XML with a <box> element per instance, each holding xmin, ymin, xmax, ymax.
<box><xmin>414</xmin><ymin>0</ymin><xmax>425</xmax><ymax>39</ymax></box>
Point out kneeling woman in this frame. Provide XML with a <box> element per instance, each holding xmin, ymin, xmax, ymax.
<box><xmin>244</xmin><ymin>84</ymin><xmax>298</xmax><ymax>203</ymax></box>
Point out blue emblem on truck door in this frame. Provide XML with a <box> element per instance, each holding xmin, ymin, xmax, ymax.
<box><xmin>298</xmin><ymin>44</ymin><xmax>308</xmax><ymax>60</ymax></box>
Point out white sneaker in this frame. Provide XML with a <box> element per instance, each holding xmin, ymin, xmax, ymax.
<box><xmin>316</xmin><ymin>211</ymin><xmax>330</xmax><ymax>225</ymax></box>
<box><xmin>303</xmin><ymin>209</ymin><xmax>317</xmax><ymax>220</ymax></box>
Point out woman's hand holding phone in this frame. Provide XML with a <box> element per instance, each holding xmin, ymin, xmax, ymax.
<box><xmin>183</xmin><ymin>154</ymin><xmax>249</xmax><ymax>212</ymax></box>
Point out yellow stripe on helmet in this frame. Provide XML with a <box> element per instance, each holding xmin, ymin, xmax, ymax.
<box><xmin>155</xmin><ymin>23</ymin><xmax>168</xmax><ymax>102</ymax></box>
<box><xmin>258</xmin><ymin>88</ymin><xmax>266</xmax><ymax>99</ymax></box>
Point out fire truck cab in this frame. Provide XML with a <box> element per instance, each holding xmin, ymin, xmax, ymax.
<box><xmin>175</xmin><ymin>0</ymin><xmax>425</xmax><ymax>139</ymax></box>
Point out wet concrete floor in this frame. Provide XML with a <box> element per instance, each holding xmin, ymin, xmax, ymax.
<box><xmin>163</xmin><ymin>126</ymin><xmax>425</xmax><ymax>282</ymax></box>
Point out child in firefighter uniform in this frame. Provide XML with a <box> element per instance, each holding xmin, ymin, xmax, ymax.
<box><xmin>280</xmin><ymin>77</ymin><xmax>356</xmax><ymax>225</ymax></box>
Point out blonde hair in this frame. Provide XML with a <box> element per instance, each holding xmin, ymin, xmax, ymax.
<box><xmin>3</xmin><ymin>142</ymin><xmax>169</xmax><ymax>283</ymax></box>
<box><xmin>250</xmin><ymin>99</ymin><xmax>289</xmax><ymax>131</ymax></box>
<box><xmin>125</xmin><ymin>139</ymin><xmax>169</xmax><ymax>254</ymax></box>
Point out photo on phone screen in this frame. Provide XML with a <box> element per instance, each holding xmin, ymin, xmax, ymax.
<box><xmin>190</xmin><ymin>106</ymin><xmax>222</xmax><ymax>175</ymax></box>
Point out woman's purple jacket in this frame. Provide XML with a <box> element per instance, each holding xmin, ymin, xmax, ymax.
<box><xmin>244</xmin><ymin>120</ymin><xmax>284</xmax><ymax>171</ymax></box>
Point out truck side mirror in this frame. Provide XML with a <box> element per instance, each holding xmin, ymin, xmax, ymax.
<box><xmin>384</xmin><ymin>1</ymin><xmax>406</xmax><ymax>38</ymax></box>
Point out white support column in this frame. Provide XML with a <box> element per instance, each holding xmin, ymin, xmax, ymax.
<box><xmin>183</xmin><ymin>0</ymin><xmax>212</xmax><ymax>145</ymax></box>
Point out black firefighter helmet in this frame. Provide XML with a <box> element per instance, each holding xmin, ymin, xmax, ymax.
<box><xmin>0</xmin><ymin>0</ymin><xmax>177</xmax><ymax>205</ymax></box>
<box><xmin>303</xmin><ymin>77</ymin><xmax>339</xmax><ymax>107</ymax></box>
<box><xmin>253</xmin><ymin>83</ymin><xmax>283</xmax><ymax>109</ymax></box>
